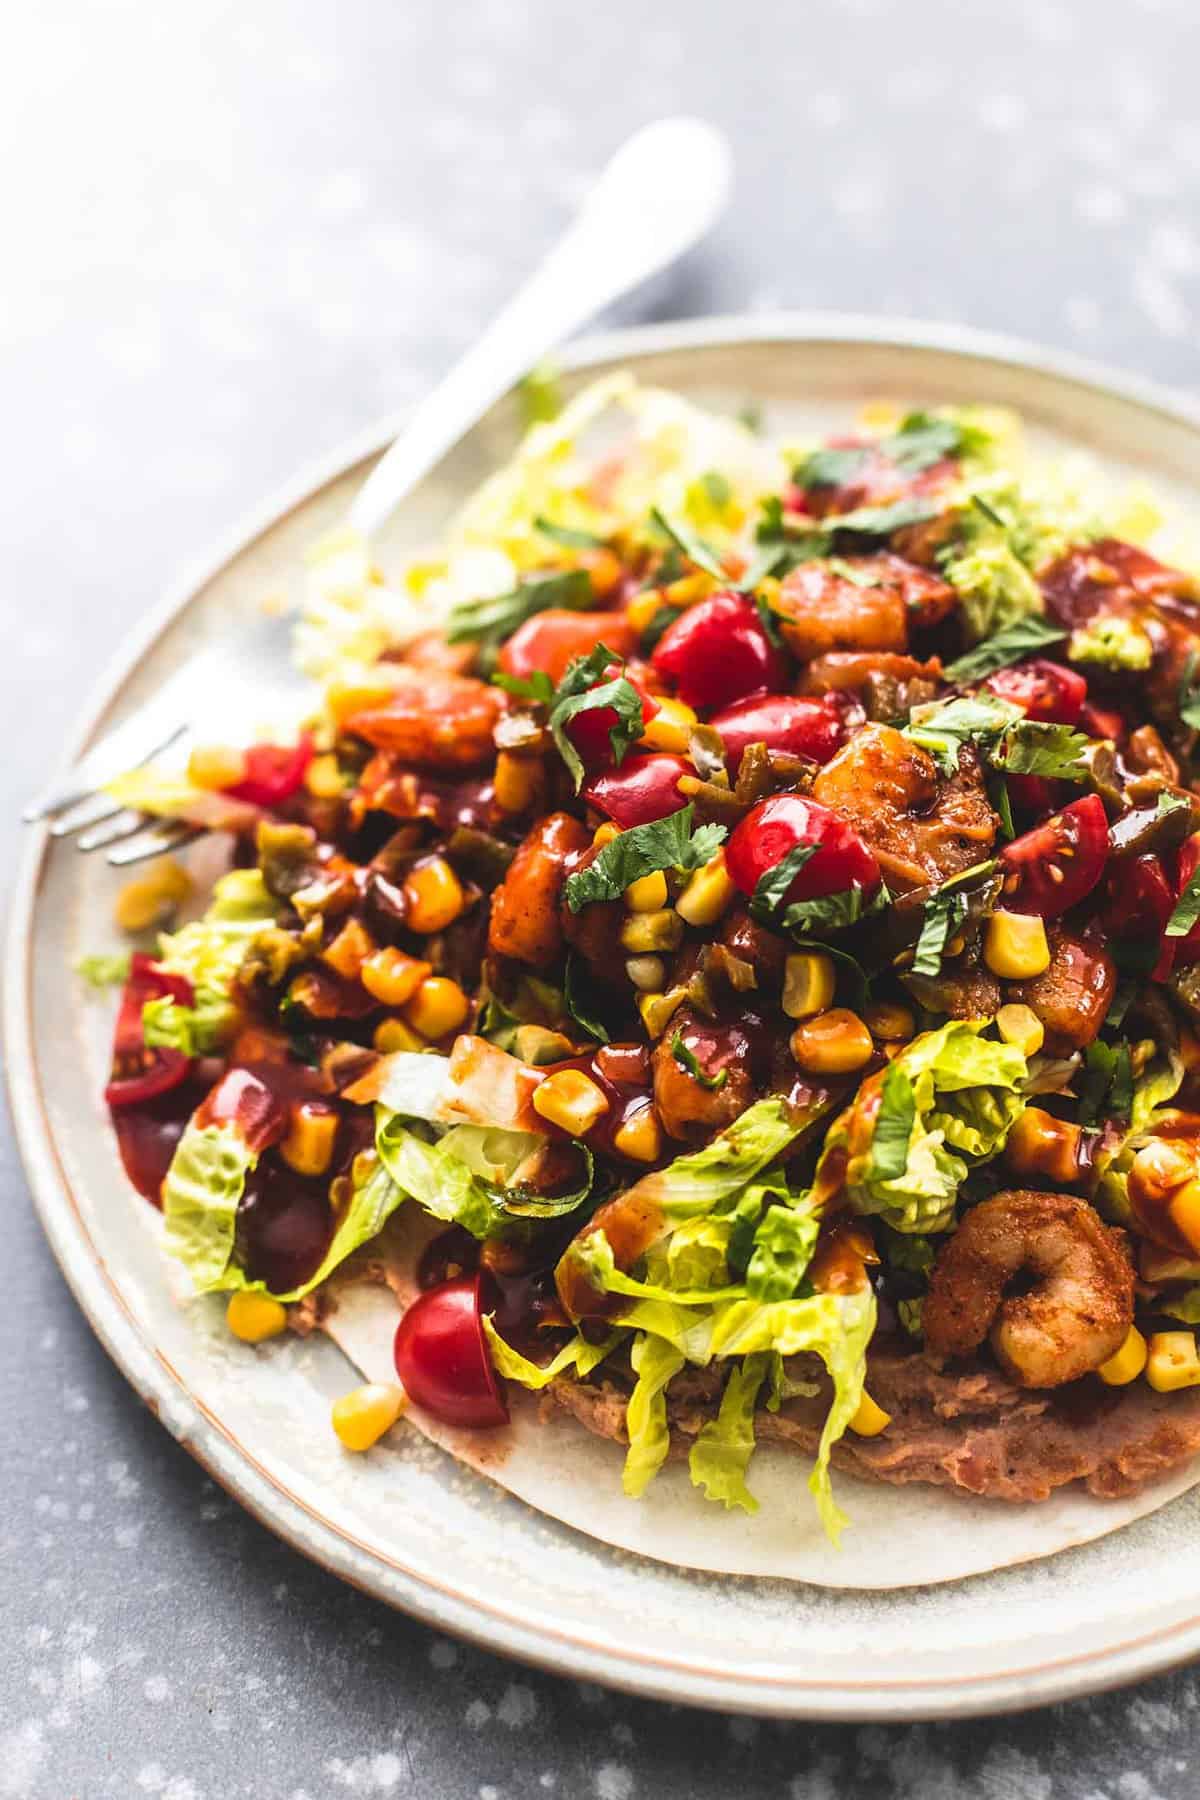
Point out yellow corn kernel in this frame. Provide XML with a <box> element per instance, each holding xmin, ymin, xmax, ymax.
<box><xmin>1130</xmin><ymin>1138</ymin><xmax>1195</xmax><ymax>1207</ymax></box>
<box><xmin>326</xmin><ymin>670</ymin><xmax>404</xmax><ymax>729</ymax></box>
<box><xmin>593</xmin><ymin>822</ymin><xmax>622</xmax><ymax>847</ymax></box>
<box><xmin>995</xmin><ymin>1002</ymin><xmax>1045</xmax><ymax>1058</ymax></box>
<box><xmin>848</xmin><ymin>1390</ymin><xmax>892</xmax><ymax>1436</ymax></box>
<box><xmin>624</xmin><ymin>589</ymin><xmax>670</xmax><ymax>637</ymax></box>
<box><xmin>1004</xmin><ymin>1105</ymin><xmax>1083</xmax><ymax>1185</ymax></box>
<box><xmin>373</xmin><ymin>1017</ymin><xmax>425</xmax><ymax>1054</ymax></box>
<box><xmin>863</xmin><ymin>1000</ymin><xmax>916</xmax><ymax>1043</ymax></box>
<box><xmin>613</xmin><ymin>1107</ymin><xmax>662</xmax><ymax>1164</ymax></box>
<box><xmin>790</xmin><ymin>1008</ymin><xmax>875</xmax><ymax>1075</ymax></box>
<box><xmin>405</xmin><ymin>976</ymin><xmax>470</xmax><ymax>1040</ymax></box>
<box><xmin>361</xmin><ymin>946</ymin><xmax>430</xmax><ymax>1007</ymax></box>
<box><xmin>782</xmin><ymin>951</ymin><xmax>836</xmax><ymax>1020</ymax></box>
<box><xmin>1169</xmin><ymin>1179</ymin><xmax>1200</xmax><ymax>1256</ymax></box>
<box><xmin>663</xmin><ymin>572</ymin><xmax>714</xmax><ymax>608</ymax></box>
<box><xmin>305</xmin><ymin>753</ymin><xmax>345</xmax><ymax>800</ymax></box>
<box><xmin>640</xmin><ymin>696</ymin><xmax>697</xmax><ymax>753</ymax></box>
<box><xmin>403</xmin><ymin>856</ymin><xmax>465</xmax><ymax>934</ymax></box>
<box><xmin>625</xmin><ymin>954</ymin><xmax>666</xmax><ymax>992</ymax></box>
<box><xmin>984</xmin><ymin>909</ymin><xmax>1050</xmax><ymax>979</ymax></box>
<box><xmin>1098</xmin><ymin>1326</ymin><xmax>1148</xmax><ymax>1387</ymax></box>
<box><xmin>513</xmin><ymin>1024</ymin><xmax>576</xmax><ymax>1065</ymax></box>
<box><xmin>675</xmin><ymin>852</ymin><xmax>736</xmax><ymax>927</ymax></box>
<box><xmin>226</xmin><ymin>1292</ymin><xmax>288</xmax><ymax>1344</ymax></box>
<box><xmin>857</xmin><ymin>399</ymin><xmax>902</xmax><ymax>432</ymax></box>
<box><xmin>331</xmin><ymin>1383</ymin><xmax>407</xmax><ymax>1452</ymax></box>
<box><xmin>620</xmin><ymin>908</ymin><xmax>684</xmax><ymax>954</ymax></box>
<box><xmin>625</xmin><ymin>870</ymin><xmax>669</xmax><ymax>913</ymax></box>
<box><xmin>494</xmin><ymin>750</ymin><xmax>544</xmax><ymax>815</ymax></box>
<box><xmin>532</xmin><ymin>1069</ymin><xmax>610</xmax><ymax>1136</ymax></box>
<box><xmin>638</xmin><ymin>987</ymin><xmax>687</xmax><ymax>1039</ymax></box>
<box><xmin>113</xmin><ymin>857</ymin><xmax>193</xmax><ymax>934</ymax></box>
<box><xmin>187</xmin><ymin>743</ymin><xmax>247</xmax><ymax>790</ymax></box>
<box><xmin>1146</xmin><ymin>1330</ymin><xmax>1200</xmax><ymax>1393</ymax></box>
<box><xmin>321</xmin><ymin>916</ymin><xmax>375</xmax><ymax>980</ymax></box>
<box><xmin>279</xmin><ymin>1102</ymin><xmax>339</xmax><ymax>1179</ymax></box>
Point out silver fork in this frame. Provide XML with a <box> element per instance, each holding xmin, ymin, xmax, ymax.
<box><xmin>25</xmin><ymin>118</ymin><xmax>732</xmax><ymax>866</ymax></box>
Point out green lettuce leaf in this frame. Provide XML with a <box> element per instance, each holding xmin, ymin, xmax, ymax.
<box><xmin>76</xmin><ymin>951</ymin><xmax>132</xmax><ymax>989</ymax></box>
<box><xmin>564</xmin><ymin>804</ymin><xmax>726</xmax><ymax>912</ymax></box>
<box><xmin>688</xmin><ymin>1352</ymin><xmax>770</xmax><ymax>1513</ymax></box>
<box><xmin>154</xmin><ymin>868</ymin><xmax>282</xmax><ymax>1047</ymax></box>
<box><xmin>375</xmin><ymin>1115</ymin><xmax>503</xmax><ymax>1240</ymax></box>
<box><xmin>480</xmin><ymin>1317</ymin><xmax>619</xmax><ymax>1388</ymax></box>
<box><xmin>623</xmin><ymin>1332</ymin><xmax>686</xmax><ymax>1498</ymax></box>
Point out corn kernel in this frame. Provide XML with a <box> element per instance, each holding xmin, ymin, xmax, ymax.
<box><xmin>637</xmin><ymin>988</ymin><xmax>687</xmax><ymax>1038</ymax></box>
<box><xmin>279</xmin><ymin>1102</ymin><xmax>339</xmax><ymax>1178</ymax></box>
<box><xmin>305</xmin><ymin>752</ymin><xmax>345</xmax><ymax>799</ymax></box>
<box><xmin>187</xmin><ymin>744</ymin><xmax>247</xmax><ymax>790</ymax></box>
<box><xmin>1130</xmin><ymin>1138</ymin><xmax>1194</xmax><ymax>1208</ymax></box>
<box><xmin>513</xmin><ymin>1024</ymin><xmax>576</xmax><ymax>1065</ymax></box>
<box><xmin>1146</xmin><ymin>1330</ymin><xmax>1200</xmax><ymax>1393</ymax></box>
<box><xmin>675</xmin><ymin>852</ymin><xmax>736</xmax><ymax>927</ymax></box>
<box><xmin>361</xmin><ymin>946</ymin><xmax>430</xmax><ymax>1007</ymax></box>
<box><xmin>403</xmin><ymin>856</ymin><xmax>465</xmax><ymax>934</ymax></box>
<box><xmin>625</xmin><ymin>589</ymin><xmax>671</xmax><ymax>637</ymax></box>
<box><xmin>620</xmin><ymin>909</ymin><xmax>684</xmax><ymax>953</ymax></box>
<box><xmin>321</xmin><ymin>916</ymin><xmax>375</xmax><ymax>980</ymax></box>
<box><xmin>532</xmin><ymin>1069</ymin><xmax>610</xmax><ymax>1136</ymax></box>
<box><xmin>625</xmin><ymin>954</ymin><xmax>666</xmax><ymax>992</ymax></box>
<box><xmin>373</xmin><ymin>1017</ymin><xmax>425</xmax><ymax>1054</ymax></box>
<box><xmin>580</xmin><ymin>546</ymin><xmax>624</xmax><ymax>596</ymax></box>
<box><xmin>593</xmin><ymin>822</ymin><xmax>622</xmax><ymax>847</ymax></box>
<box><xmin>1004</xmin><ymin>1106</ymin><xmax>1082</xmax><ymax>1185</ymax></box>
<box><xmin>114</xmin><ymin>857</ymin><xmax>193</xmax><ymax>934</ymax></box>
<box><xmin>331</xmin><ymin>1382</ymin><xmax>407</xmax><ymax>1452</ymax></box>
<box><xmin>326</xmin><ymin>670</ymin><xmax>404</xmax><ymax>728</ymax></box>
<box><xmin>862</xmin><ymin>999</ymin><xmax>916</xmax><ymax>1042</ymax></box>
<box><xmin>613</xmin><ymin>1106</ymin><xmax>662</xmax><ymax>1164</ymax></box>
<box><xmin>782</xmin><ymin>951</ymin><xmax>836</xmax><ymax>1020</ymax></box>
<box><xmin>1169</xmin><ymin>1179</ymin><xmax>1200</xmax><ymax>1256</ymax></box>
<box><xmin>995</xmin><ymin>1002</ymin><xmax>1045</xmax><ymax>1058</ymax></box>
<box><xmin>848</xmin><ymin>1390</ymin><xmax>892</xmax><ymax>1436</ymax></box>
<box><xmin>790</xmin><ymin>1009</ymin><xmax>874</xmax><ymax>1075</ymax></box>
<box><xmin>640</xmin><ymin>696</ymin><xmax>697</xmax><ymax>753</ymax></box>
<box><xmin>226</xmin><ymin>1292</ymin><xmax>288</xmax><ymax>1344</ymax></box>
<box><xmin>494</xmin><ymin>750</ymin><xmax>544</xmax><ymax>815</ymax></box>
<box><xmin>663</xmin><ymin>572</ymin><xmax>714</xmax><ymax>608</ymax></box>
<box><xmin>984</xmin><ymin>910</ymin><xmax>1050</xmax><ymax>979</ymax></box>
<box><xmin>625</xmin><ymin>870</ymin><xmax>669</xmax><ymax>913</ymax></box>
<box><xmin>405</xmin><ymin>976</ymin><xmax>470</xmax><ymax>1040</ymax></box>
<box><xmin>1098</xmin><ymin>1326</ymin><xmax>1148</xmax><ymax>1387</ymax></box>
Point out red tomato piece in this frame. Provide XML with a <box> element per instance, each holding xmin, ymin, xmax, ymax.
<box><xmin>582</xmin><ymin>754</ymin><xmax>691</xmax><ymax>827</ymax></box>
<box><xmin>1081</xmin><ymin>701</ymin><xmax>1126</xmax><ymax>744</ymax></box>
<box><xmin>565</xmin><ymin>663</ymin><xmax>660</xmax><ymax>770</ymax></box>
<box><xmin>1004</xmin><ymin>772</ymin><xmax>1057</xmax><ymax>819</ymax></box>
<box><xmin>1101</xmin><ymin>852</ymin><xmax>1177</xmax><ymax>980</ymax></box>
<box><xmin>725</xmin><ymin>794</ymin><xmax>881</xmax><ymax>905</ymax></box>
<box><xmin>651</xmin><ymin>592</ymin><xmax>789</xmax><ymax>711</ymax></box>
<box><xmin>196</xmin><ymin>1066</ymin><xmax>290</xmax><ymax>1154</ymax></box>
<box><xmin>499</xmin><ymin>610</ymin><xmax>635</xmax><ymax>684</ymax></box>
<box><xmin>104</xmin><ymin>953</ymin><xmax>195</xmax><ymax>1109</ymax></box>
<box><xmin>225</xmin><ymin>733</ymin><xmax>314</xmax><ymax>809</ymax></box>
<box><xmin>998</xmin><ymin>794</ymin><xmax>1109</xmax><ymax>918</ymax></box>
<box><xmin>984</xmin><ymin>660</ymin><xmax>1087</xmax><ymax>726</ymax></box>
<box><xmin>708</xmin><ymin>693</ymin><xmax>846</xmax><ymax>772</ymax></box>
<box><xmin>393</xmin><ymin>1273</ymin><xmax>509</xmax><ymax>1429</ymax></box>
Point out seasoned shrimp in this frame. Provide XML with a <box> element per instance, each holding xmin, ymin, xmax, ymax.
<box><xmin>923</xmin><ymin>1191</ymin><xmax>1133</xmax><ymax>1388</ymax></box>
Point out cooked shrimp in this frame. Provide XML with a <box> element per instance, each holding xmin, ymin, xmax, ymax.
<box><xmin>341</xmin><ymin>669</ymin><xmax>504</xmax><ymax>769</ymax></box>
<box><xmin>923</xmin><ymin>1191</ymin><xmax>1133</xmax><ymax>1388</ymax></box>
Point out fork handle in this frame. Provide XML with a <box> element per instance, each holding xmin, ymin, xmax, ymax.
<box><xmin>346</xmin><ymin>117</ymin><xmax>731</xmax><ymax>540</ymax></box>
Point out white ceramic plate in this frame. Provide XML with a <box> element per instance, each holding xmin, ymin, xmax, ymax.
<box><xmin>11</xmin><ymin>315</ymin><xmax>1200</xmax><ymax>1720</ymax></box>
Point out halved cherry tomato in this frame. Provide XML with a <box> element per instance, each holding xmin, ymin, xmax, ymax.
<box><xmin>708</xmin><ymin>694</ymin><xmax>846</xmax><ymax>772</ymax></box>
<box><xmin>651</xmin><ymin>592</ymin><xmax>789</xmax><ymax>711</ymax></box>
<box><xmin>224</xmin><ymin>732</ymin><xmax>314</xmax><ymax>809</ymax></box>
<box><xmin>998</xmin><ymin>793</ymin><xmax>1109</xmax><ymax>918</ymax></box>
<box><xmin>583</xmin><ymin>753</ymin><xmax>691</xmax><ymax>827</ymax></box>
<box><xmin>565</xmin><ymin>662</ymin><xmax>660</xmax><ymax>770</ymax></box>
<box><xmin>1101</xmin><ymin>852</ymin><xmax>1176</xmax><ymax>980</ymax></box>
<box><xmin>984</xmin><ymin>660</ymin><xmax>1087</xmax><ymax>726</ymax></box>
<box><xmin>499</xmin><ymin>610</ymin><xmax>635</xmax><ymax>684</ymax></box>
<box><xmin>393</xmin><ymin>1273</ymin><xmax>509</xmax><ymax>1429</ymax></box>
<box><xmin>104</xmin><ymin>953</ymin><xmax>195</xmax><ymax>1109</ymax></box>
<box><xmin>725</xmin><ymin>794</ymin><xmax>881</xmax><ymax>905</ymax></box>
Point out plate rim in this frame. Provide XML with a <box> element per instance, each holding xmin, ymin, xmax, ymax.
<box><xmin>9</xmin><ymin>310</ymin><xmax>1200</xmax><ymax>1721</ymax></box>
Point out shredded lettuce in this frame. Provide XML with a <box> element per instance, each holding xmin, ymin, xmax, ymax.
<box><xmin>76</xmin><ymin>951</ymin><xmax>133</xmax><ymax>989</ymax></box>
<box><xmin>152</xmin><ymin>869</ymin><xmax>282</xmax><ymax>1048</ymax></box>
<box><xmin>688</xmin><ymin>1352</ymin><xmax>770</xmax><ymax>1513</ymax></box>
<box><xmin>481</xmin><ymin>1317</ymin><xmax>618</xmax><ymax>1389</ymax></box>
<box><xmin>623</xmin><ymin>1332</ymin><xmax>686</xmax><ymax>1498</ymax></box>
<box><xmin>375</xmin><ymin>1115</ymin><xmax>504</xmax><ymax>1241</ymax></box>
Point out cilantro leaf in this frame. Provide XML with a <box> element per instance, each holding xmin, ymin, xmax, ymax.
<box><xmin>904</xmin><ymin>694</ymin><xmax>1023</xmax><ymax>775</ymax></box>
<box><xmin>867</xmin><ymin>1062</ymin><xmax>917</xmax><ymax>1184</ymax></box>
<box><xmin>447</xmin><ymin>567</ymin><xmax>592</xmax><ymax>650</ymax></box>
<box><xmin>649</xmin><ymin>507</ymin><xmax>729</xmax><ymax>584</ymax></box>
<box><xmin>534</xmin><ymin>516</ymin><xmax>605</xmax><ymax>549</ymax></box>
<box><xmin>795</xmin><ymin>415</ymin><xmax>965</xmax><ymax>493</ymax></box>
<box><xmin>564</xmin><ymin>805</ymin><xmax>726</xmax><ymax>913</ymax></box>
<box><xmin>493</xmin><ymin>669</ymin><xmax>554</xmax><ymax>705</ymax></box>
<box><xmin>823</xmin><ymin>496</ymin><xmax>941</xmax><ymax>538</ymax></box>
<box><xmin>1167</xmin><ymin>865</ymin><xmax>1200</xmax><ymax>938</ymax></box>
<box><xmin>748</xmin><ymin>843</ymin><xmax>820</xmax><ymax>926</ymax></box>
<box><xmin>779</xmin><ymin>882</ymin><xmax>891</xmax><ymax>936</ymax></box>
<box><xmin>1078</xmin><ymin>1041</ymin><xmax>1134</xmax><ymax>1125</ymax></box>
<box><xmin>670</xmin><ymin>1029</ymin><xmax>728</xmax><ymax>1091</ymax></box>
<box><xmin>549</xmin><ymin>674</ymin><xmax>644</xmax><ymax>792</ymax></box>
<box><xmin>942</xmin><ymin>615</ymin><xmax>1067</xmax><ymax>684</ymax></box>
<box><xmin>910</xmin><ymin>890</ymin><xmax>969</xmax><ymax>979</ymax></box>
<box><xmin>994</xmin><ymin>721</ymin><xmax>1091</xmax><ymax>781</ymax></box>
<box><xmin>564</xmin><ymin>953</ymin><xmax>610</xmax><ymax>1044</ymax></box>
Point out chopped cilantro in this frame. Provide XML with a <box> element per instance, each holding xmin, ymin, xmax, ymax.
<box><xmin>910</xmin><ymin>889</ymin><xmax>970</xmax><ymax>979</ymax></box>
<box><xmin>564</xmin><ymin>805</ymin><xmax>726</xmax><ymax>913</ymax></box>
<box><xmin>648</xmin><ymin>506</ymin><xmax>729</xmax><ymax>584</ymax></box>
<box><xmin>546</xmin><ymin>643</ymin><xmax>644</xmax><ymax>792</ymax></box>
<box><xmin>748</xmin><ymin>843</ymin><xmax>819</xmax><ymax>926</ymax></box>
<box><xmin>1167</xmin><ymin>865</ymin><xmax>1200</xmax><ymax>938</ymax></box>
<box><xmin>447</xmin><ymin>567</ymin><xmax>592</xmax><ymax>651</ymax></box>
<box><xmin>993</xmin><ymin>721</ymin><xmax>1091</xmax><ymax>781</ymax></box>
<box><xmin>534</xmin><ymin>516</ymin><xmax>605</xmax><ymax>549</ymax></box>
<box><xmin>942</xmin><ymin>615</ymin><xmax>1067</xmax><ymax>684</ymax></box>
<box><xmin>493</xmin><ymin>669</ymin><xmax>554</xmax><ymax>705</ymax></box>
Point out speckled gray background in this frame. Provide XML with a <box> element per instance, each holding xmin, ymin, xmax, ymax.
<box><xmin>6</xmin><ymin>0</ymin><xmax>1200</xmax><ymax>1794</ymax></box>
